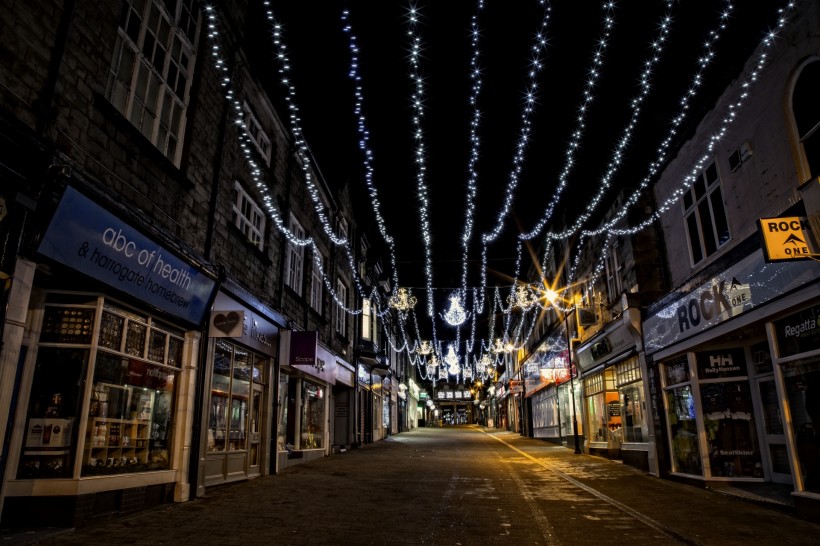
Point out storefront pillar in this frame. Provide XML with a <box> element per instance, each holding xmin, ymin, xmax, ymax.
<box><xmin>172</xmin><ymin>330</ymin><xmax>202</xmax><ymax>502</ymax></box>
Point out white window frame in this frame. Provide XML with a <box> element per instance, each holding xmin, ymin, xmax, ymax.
<box><xmin>361</xmin><ymin>298</ymin><xmax>373</xmax><ymax>341</ymax></box>
<box><xmin>682</xmin><ymin>159</ymin><xmax>731</xmax><ymax>265</ymax></box>
<box><xmin>310</xmin><ymin>253</ymin><xmax>324</xmax><ymax>312</ymax></box>
<box><xmin>604</xmin><ymin>244</ymin><xmax>623</xmax><ymax>302</ymax></box>
<box><xmin>242</xmin><ymin>101</ymin><xmax>272</xmax><ymax>165</ymax></box>
<box><xmin>284</xmin><ymin>214</ymin><xmax>305</xmax><ymax>295</ymax></box>
<box><xmin>334</xmin><ymin>278</ymin><xmax>347</xmax><ymax>337</ymax></box>
<box><xmin>232</xmin><ymin>182</ymin><xmax>266</xmax><ymax>251</ymax></box>
<box><xmin>337</xmin><ymin>217</ymin><xmax>349</xmax><ymax>242</ymax></box>
<box><xmin>107</xmin><ymin>0</ymin><xmax>201</xmax><ymax>165</ymax></box>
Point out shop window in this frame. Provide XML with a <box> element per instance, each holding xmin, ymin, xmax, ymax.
<box><xmin>232</xmin><ymin>182</ymin><xmax>266</xmax><ymax>251</ymax></box>
<box><xmin>207</xmin><ymin>339</ymin><xmax>267</xmax><ymax>453</ymax></box>
<box><xmin>284</xmin><ymin>214</ymin><xmax>305</xmax><ymax>295</ymax></box>
<box><xmin>83</xmin><ymin>306</ymin><xmax>181</xmax><ymax>476</ymax></box>
<box><xmin>662</xmin><ymin>356</ymin><xmax>702</xmax><ymax>475</ymax></box>
<box><xmin>18</xmin><ymin>298</ymin><xmax>184</xmax><ymax>479</ymax></box>
<box><xmin>782</xmin><ymin>357</ymin><xmax>820</xmax><ymax>493</ymax></box>
<box><xmin>300</xmin><ymin>381</ymin><xmax>324</xmax><ymax>449</ymax></box>
<box><xmin>700</xmin><ymin>380</ymin><xmax>761</xmax><ymax>477</ymax></box>
<box><xmin>792</xmin><ymin>60</ymin><xmax>820</xmax><ymax>179</ymax></box>
<box><xmin>107</xmin><ymin>0</ymin><xmax>201</xmax><ymax>165</ymax></box>
<box><xmin>616</xmin><ymin>358</ymin><xmax>646</xmax><ymax>443</ymax></box>
<box><xmin>583</xmin><ymin>369</ymin><xmax>619</xmax><ymax>445</ymax></box>
<box><xmin>276</xmin><ymin>374</ymin><xmax>291</xmax><ymax>453</ymax></box>
<box><xmin>682</xmin><ymin>160</ymin><xmax>731</xmax><ymax>265</ymax></box>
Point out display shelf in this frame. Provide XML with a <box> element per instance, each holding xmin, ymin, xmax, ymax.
<box><xmin>83</xmin><ymin>383</ymin><xmax>154</xmax><ymax>473</ymax></box>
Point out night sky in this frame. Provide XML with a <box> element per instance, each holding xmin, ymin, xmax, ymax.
<box><xmin>253</xmin><ymin>1</ymin><xmax>777</xmax><ymax>344</ymax></box>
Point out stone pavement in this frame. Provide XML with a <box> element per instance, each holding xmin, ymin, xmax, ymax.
<box><xmin>5</xmin><ymin>426</ymin><xmax>820</xmax><ymax>545</ymax></box>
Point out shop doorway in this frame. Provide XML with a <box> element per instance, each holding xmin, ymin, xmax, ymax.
<box><xmin>756</xmin><ymin>376</ymin><xmax>791</xmax><ymax>484</ymax></box>
<box><xmin>248</xmin><ymin>384</ymin><xmax>263</xmax><ymax>476</ymax></box>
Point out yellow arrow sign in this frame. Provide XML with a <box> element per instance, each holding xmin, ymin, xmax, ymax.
<box><xmin>758</xmin><ymin>216</ymin><xmax>818</xmax><ymax>262</ymax></box>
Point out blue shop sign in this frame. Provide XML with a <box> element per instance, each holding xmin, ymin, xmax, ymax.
<box><xmin>38</xmin><ymin>186</ymin><xmax>217</xmax><ymax>325</ymax></box>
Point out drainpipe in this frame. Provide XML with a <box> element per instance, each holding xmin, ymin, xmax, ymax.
<box><xmin>35</xmin><ymin>0</ymin><xmax>75</xmax><ymax>137</ymax></box>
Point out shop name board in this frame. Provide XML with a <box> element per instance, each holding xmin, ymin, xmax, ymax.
<box><xmin>758</xmin><ymin>216</ymin><xmax>818</xmax><ymax>262</ymax></box>
<box><xmin>697</xmin><ymin>349</ymin><xmax>746</xmax><ymax>379</ymax></box>
<box><xmin>642</xmin><ymin>250</ymin><xmax>820</xmax><ymax>354</ymax></box>
<box><xmin>38</xmin><ymin>186</ymin><xmax>216</xmax><ymax>325</ymax></box>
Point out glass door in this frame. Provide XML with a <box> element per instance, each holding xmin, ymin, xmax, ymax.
<box><xmin>248</xmin><ymin>385</ymin><xmax>263</xmax><ymax>475</ymax></box>
<box><xmin>756</xmin><ymin>376</ymin><xmax>791</xmax><ymax>483</ymax></box>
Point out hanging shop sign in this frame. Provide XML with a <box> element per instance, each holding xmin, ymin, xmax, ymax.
<box><xmin>37</xmin><ymin>186</ymin><xmax>217</xmax><ymax>325</ymax></box>
<box><xmin>643</xmin><ymin>249</ymin><xmax>819</xmax><ymax>354</ymax></box>
<box><xmin>210</xmin><ymin>292</ymin><xmax>278</xmax><ymax>355</ymax></box>
<box><xmin>758</xmin><ymin>216</ymin><xmax>819</xmax><ymax>262</ymax></box>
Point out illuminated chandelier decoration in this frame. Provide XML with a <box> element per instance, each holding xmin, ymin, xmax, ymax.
<box><xmin>425</xmin><ymin>354</ymin><xmax>439</xmax><ymax>377</ymax></box>
<box><xmin>444</xmin><ymin>344</ymin><xmax>461</xmax><ymax>375</ymax></box>
<box><xmin>442</xmin><ymin>292</ymin><xmax>469</xmax><ymax>327</ymax></box>
<box><xmin>416</xmin><ymin>339</ymin><xmax>433</xmax><ymax>355</ymax></box>
<box><xmin>475</xmin><ymin>353</ymin><xmax>493</xmax><ymax>374</ymax></box>
<box><xmin>388</xmin><ymin>287</ymin><xmax>417</xmax><ymax>313</ymax></box>
<box><xmin>490</xmin><ymin>338</ymin><xmax>514</xmax><ymax>354</ymax></box>
<box><xmin>463</xmin><ymin>366</ymin><xmax>473</xmax><ymax>380</ymax></box>
<box><xmin>438</xmin><ymin>365</ymin><xmax>448</xmax><ymax>380</ymax></box>
<box><xmin>507</xmin><ymin>284</ymin><xmax>538</xmax><ymax>310</ymax></box>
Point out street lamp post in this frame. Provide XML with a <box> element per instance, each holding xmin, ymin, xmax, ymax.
<box><xmin>565</xmin><ymin>313</ymin><xmax>581</xmax><ymax>454</ymax></box>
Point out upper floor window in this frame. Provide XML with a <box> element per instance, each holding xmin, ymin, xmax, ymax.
<box><xmin>792</xmin><ymin>60</ymin><xmax>820</xmax><ymax>179</ymax></box>
<box><xmin>242</xmin><ymin>102</ymin><xmax>272</xmax><ymax>165</ymax></box>
<box><xmin>361</xmin><ymin>298</ymin><xmax>373</xmax><ymax>341</ymax></box>
<box><xmin>334</xmin><ymin>279</ymin><xmax>347</xmax><ymax>337</ymax></box>
<box><xmin>310</xmin><ymin>253</ymin><xmax>324</xmax><ymax>312</ymax></box>
<box><xmin>284</xmin><ymin>214</ymin><xmax>305</xmax><ymax>295</ymax></box>
<box><xmin>682</xmin><ymin>160</ymin><xmax>730</xmax><ymax>265</ymax></box>
<box><xmin>604</xmin><ymin>243</ymin><xmax>623</xmax><ymax>302</ymax></box>
<box><xmin>107</xmin><ymin>0</ymin><xmax>201</xmax><ymax>165</ymax></box>
<box><xmin>232</xmin><ymin>182</ymin><xmax>265</xmax><ymax>250</ymax></box>
<box><xmin>337</xmin><ymin>217</ymin><xmax>348</xmax><ymax>242</ymax></box>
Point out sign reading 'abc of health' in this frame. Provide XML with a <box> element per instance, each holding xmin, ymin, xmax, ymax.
<box><xmin>757</xmin><ymin>216</ymin><xmax>819</xmax><ymax>262</ymax></box>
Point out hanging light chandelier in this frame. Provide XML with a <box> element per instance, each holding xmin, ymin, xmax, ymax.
<box><xmin>476</xmin><ymin>353</ymin><xmax>493</xmax><ymax>374</ymax></box>
<box><xmin>491</xmin><ymin>338</ymin><xmax>514</xmax><ymax>354</ymax></box>
<box><xmin>444</xmin><ymin>344</ymin><xmax>461</xmax><ymax>375</ymax></box>
<box><xmin>442</xmin><ymin>292</ymin><xmax>469</xmax><ymax>326</ymax></box>
<box><xmin>507</xmin><ymin>284</ymin><xmax>538</xmax><ymax>309</ymax></box>
<box><xmin>416</xmin><ymin>340</ymin><xmax>433</xmax><ymax>355</ymax></box>
<box><xmin>388</xmin><ymin>287</ymin><xmax>417</xmax><ymax>313</ymax></box>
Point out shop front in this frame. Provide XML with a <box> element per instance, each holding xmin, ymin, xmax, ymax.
<box><xmin>524</xmin><ymin>328</ymin><xmax>570</xmax><ymax>441</ymax></box>
<box><xmin>576</xmin><ymin>311</ymin><xmax>653</xmax><ymax>471</ymax></box>
<box><xmin>332</xmin><ymin>358</ymin><xmax>355</xmax><ymax>451</ymax></box>
<box><xmin>643</xmin><ymin>247</ymin><xmax>819</xmax><ymax>514</ymax></box>
<box><xmin>1</xmin><ymin>186</ymin><xmax>217</xmax><ymax>527</ymax></box>
<box><xmin>200</xmin><ymin>288</ymin><xmax>280</xmax><ymax>490</ymax></box>
<box><xmin>277</xmin><ymin>331</ymin><xmax>335</xmax><ymax>470</ymax></box>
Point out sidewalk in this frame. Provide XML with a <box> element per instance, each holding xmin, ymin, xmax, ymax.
<box><xmin>2</xmin><ymin>426</ymin><xmax>819</xmax><ymax>545</ymax></box>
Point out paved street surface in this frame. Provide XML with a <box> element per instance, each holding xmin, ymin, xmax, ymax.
<box><xmin>18</xmin><ymin>426</ymin><xmax>820</xmax><ymax>545</ymax></box>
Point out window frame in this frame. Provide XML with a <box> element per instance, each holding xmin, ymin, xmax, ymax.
<box><xmin>232</xmin><ymin>181</ymin><xmax>266</xmax><ymax>251</ymax></box>
<box><xmin>310</xmin><ymin>252</ymin><xmax>324</xmax><ymax>312</ymax></box>
<box><xmin>106</xmin><ymin>0</ymin><xmax>201</xmax><ymax>165</ymax></box>
<box><xmin>682</xmin><ymin>159</ymin><xmax>731</xmax><ymax>266</ymax></box>
<box><xmin>242</xmin><ymin>101</ymin><xmax>272</xmax><ymax>165</ymax></box>
<box><xmin>284</xmin><ymin>215</ymin><xmax>305</xmax><ymax>295</ymax></box>
<box><xmin>334</xmin><ymin>278</ymin><xmax>347</xmax><ymax>337</ymax></box>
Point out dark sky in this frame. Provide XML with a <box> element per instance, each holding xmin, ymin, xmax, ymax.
<box><xmin>259</xmin><ymin>1</ymin><xmax>776</xmax><ymax>343</ymax></box>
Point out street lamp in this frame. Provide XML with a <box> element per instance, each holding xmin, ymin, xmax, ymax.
<box><xmin>545</xmin><ymin>288</ymin><xmax>581</xmax><ymax>454</ymax></box>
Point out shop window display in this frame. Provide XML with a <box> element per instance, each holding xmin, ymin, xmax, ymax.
<box><xmin>18</xmin><ymin>300</ymin><xmax>181</xmax><ymax>479</ymax></box>
<box><xmin>616</xmin><ymin>357</ymin><xmax>646</xmax><ymax>443</ymax></box>
<box><xmin>584</xmin><ymin>369</ymin><xmax>620</xmax><ymax>446</ymax></box>
<box><xmin>701</xmin><ymin>381</ymin><xmax>761</xmax><ymax>477</ymax></box>
<box><xmin>301</xmin><ymin>381</ymin><xmax>324</xmax><ymax>449</ymax></box>
<box><xmin>82</xmin><ymin>307</ymin><xmax>180</xmax><ymax>476</ymax></box>
<box><xmin>666</xmin><ymin>385</ymin><xmax>702</xmax><ymax>475</ymax></box>
<box><xmin>782</xmin><ymin>357</ymin><xmax>820</xmax><ymax>493</ymax></box>
<box><xmin>18</xmin><ymin>345</ymin><xmax>87</xmax><ymax>479</ymax></box>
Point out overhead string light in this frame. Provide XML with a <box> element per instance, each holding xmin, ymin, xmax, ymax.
<box><xmin>476</xmin><ymin>2</ymin><xmax>552</xmax><ymax>310</ymax></box>
<box><xmin>405</xmin><ymin>5</ymin><xmax>438</xmax><ymax>347</ymax></box>
<box><xmin>562</xmin><ymin>0</ymin><xmax>795</xmax><ymax>305</ymax></box>
<box><xmin>205</xmin><ymin>4</ymin><xmax>367</xmax><ymax>317</ymax></box>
